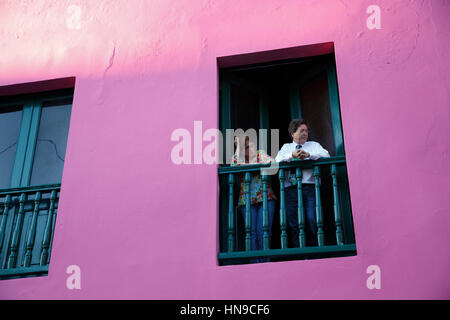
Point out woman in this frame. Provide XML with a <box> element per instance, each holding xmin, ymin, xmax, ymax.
<box><xmin>231</xmin><ymin>136</ymin><xmax>276</xmax><ymax>263</ymax></box>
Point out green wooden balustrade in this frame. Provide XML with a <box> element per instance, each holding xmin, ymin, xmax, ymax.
<box><xmin>40</xmin><ymin>190</ymin><xmax>56</xmax><ymax>266</ymax></box>
<box><xmin>227</xmin><ymin>174</ymin><xmax>234</xmax><ymax>252</ymax></box>
<box><xmin>278</xmin><ymin>169</ymin><xmax>288</xmax><ymax>249</ymax></box>
<box><xmin>244</xmin><ymin>172</ymin><xmax>251</xmax><ymax>251</ymax></box>
<box><xmin>23</xmin><ymin>192</ymin><xmax>41</xmax><ymax>267</ymax></box>
<box><xmin>7</xmin><ymin>193</ymin><xmax>26</xmax><ymax>268</ymax></box>
<box><xmin>331</xmin><ymin>164</ymin><xmax>344</xmax><ymax>245</ymax></box>
<box><xmin>262</xmin><ymin>173</ymin><xmax>269</xmax><ymax>250</ymax></box>
<box><xmin>313</xmin><ymin>166</ymin><xmax>325</xmax><ymax>247</ymax></box>
<box><xmin>218</xmin><ymin>57</ymin><xmax>354</xmax><ymax>264</ymax></box>
<box><xmin>295</xmin><ymin>168</ymin><xmax>306</xmax><ymax>248</ymax></box>
<box><xmin>218</xmin><ymin>156</ymin><xmax>356</xmax><ymax>264</ymax></box>
<box><xmin>0</xmin><ymin>184</ymin><xmax>60</xmax><ymax>279</ymax></box>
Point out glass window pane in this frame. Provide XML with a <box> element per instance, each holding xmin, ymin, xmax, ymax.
<box><xmin>30</xmin><ymin>101</ymin><xmax>72</xmax><ymax>185</ymax></box>
<box><xmin>0</xmin><ymin>106</ymin><xmax>22</xmax><ymax>188</ymax></box>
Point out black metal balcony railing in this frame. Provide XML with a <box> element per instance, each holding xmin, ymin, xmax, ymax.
<box><xmin>218</xmin><ymin>156</ymin><xmax>356</xmax><ymax>264</ymax></box>
<box><xmin>0</xmin><ymin>184</ymin><xmax>60</xmax><ymax>279</ymax></box>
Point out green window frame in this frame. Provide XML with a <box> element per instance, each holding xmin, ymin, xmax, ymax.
<box><xmin>0</xmin><ymin>88</ymin><xmax>73</xmax><ymax>279</ymax></box>
<box><xmin>218</xmin><ymin>54</ymin><xmax>356</xmax><ymax>265</ymax></box>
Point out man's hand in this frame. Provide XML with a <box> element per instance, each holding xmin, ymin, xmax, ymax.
<box><xmin>292</xmin><ymin>150</ymin><xmax>310</xmax><ymax>160</ymax></box>
<box><xmin>292</xmin><ymin>149</ymin><xmax>302</xmax><ymax>159</ymax></box>
<box><xmin>299</xmin><ymin>150</ymin><xmax>310</xmax><ymax>160</ymax></box>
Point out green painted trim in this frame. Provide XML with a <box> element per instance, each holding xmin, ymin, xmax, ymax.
<box><xmin>314</xmin><ymin>166</ymin><xmax>325</xmax><ymax>246</ymax></box>
<box><xmin>21</xmin><ymin>101</ymin><xmax>42</xmax><ymax>186</ymax></box>
<box><xmin>7</xmin><ymin>193</ymin><xmax>26</xmax><ymax>268</ymax></box>
<box><xmin>279</xmin><ymin>169</ymin><xmax>288</xmax><ymax>249</ymax></box>
<box><xmin>10</xmin><ymin>104</ymin><xmax>34</xmax><ymax>187</ymax></box>
<box><xmin>295</xmin><ymin>168</ymin><xmax>306</xmax><ymax>248</ymax></box>
<box><xmin>219</xmin><ymin>79</ymin><xmax>231</xmax><ymax>165</ymax></box>
<box><xmin>0</xmin><ymin>88</ymin><xmax>71</xmax><ymax>281</ymax></box>
<box><xmin>0</xmin><ymin>265</ymin><xmax>48</xmax><ymax>279</ymax></box>
<box><xmin>218</xmin><ymin>57</ymin><xmax>357</xmax><ymax>265</ymax></box>
<box><xmin>262</xmin><ymin>173</ymin><xmax>269</xmax><ymax>250</ymax></box>
<box><xmin>0</xmin><ymin>186</ymin><xmax>59</xmax><ymax>280</ymax></box>
<box><xmin>0</xmin><ymin>184</ymin><xmax>60</xmax><ymax>195</ymax></box>
<box><xmin>218</xmin><ymin>244</ymin><xmax>356</xmax><ymax>260</ymax></box>
<box><xmin>244</xmin><ymin>172</ymin><xmax>251</xmax><ymax>251</ymax></box>
<box><xmin>327</xmin><ymin>63</ymin><xmax>345</xmax><ymax>156</ymax></box>
<box><xmin>227</xmin><ymin>174</ymin><xmax>235</xmax><ymax>252</ymax></box>
<box><xmin>337</xmin><ymin>165</ymin><xmax>356</xmax><ymax>244</ymax></box>
<box><xmin>219</xmin><ymin>156</ymin><xmax>346</xmax><ymax>174</ymax></box>
<box><xmin>40</xmin><ymin>190</ymin><xmax>56</xmax><ymax>265</ymax></box>
<box><xmin>331</xmin><ymin>164</ymin><xmax>344</xmax><ymax>245</ymax></box>
<box><xmin>218</xmin><ymin>79</ymin><xmax>231</xmax><ymax>254</ymax></box>
<box><xmin>6</xmin><ymin>90</ymin><xmax>73</xmax><ymax>188</ymax></box>
<box><xmin>23</xmin><ymin>191</ymin><xmax>42</xmax><ymax>267</ymax></box>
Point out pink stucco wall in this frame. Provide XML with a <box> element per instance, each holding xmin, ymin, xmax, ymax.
<box><xmin>0</xmin><ymin>0</ymin><xmax>449</xmax><ymax>299</ymax></box>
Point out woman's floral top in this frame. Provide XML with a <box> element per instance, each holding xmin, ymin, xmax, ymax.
<box><xmin>231</xmin><ymin>150</ymin><xmax>276</xmax><ymax>206</ymax></box>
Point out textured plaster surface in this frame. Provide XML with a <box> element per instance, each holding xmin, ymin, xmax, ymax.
<box><xmin>0</xmin><ymin>0</ymin><xmax>449</xmax><ymax>299</ymax></box>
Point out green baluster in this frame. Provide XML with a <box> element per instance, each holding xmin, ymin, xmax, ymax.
<box><xmin>7</xmin><ymin>193</ymin><xmax>26</xmax><ymax>268</ymax></box>
<box><xmin>279</xmin><ymin>169</ymin><xmax>288</xmax><ymax>249</ymax></box>
<box><xmin>244</xmin><ymin>172</ymin><xmax>251</xmax><ymax>251</ymax></box>
<box><xmin>46</xmin><ymin>194</ymin><xmax>58</xmax><ymax>265</ymax></box>
<box><xmin>40</xmin><ymin>190</ymin><xmax>56</xmax><ymax>266</ymax></box>
<box><xmin>23</xmin><ymin>192</ymin><xmax>41</xmax><ymax>267</ymax></box>
<box><xmin>0</xmin><ymin>195</ymin><xmax>11</xmax><ymax>255</ymax></box>
<box><xmin>331</xmin><ymin>164</ymin><xmax>344</xmax><ymax>245</ymax></box>
<box><xmin>296</xmin><ymin>168</ymin><xmax>306</xmax><ymax>248</ymax></box>
<box><xmin>262</xmin><ymin>172</ymin><xmax>269</xmax><ymax>250</ymax></box>
<box><xmin>227</xmin><ymin>174</ymin><xmax>234</xmax><ymax>252</ymax></box>
<box><xmin>313</xmin><ymin>166</ymin><xmax>325</xmax><ymax>246</ymax></box>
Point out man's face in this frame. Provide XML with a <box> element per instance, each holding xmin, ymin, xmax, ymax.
<box><xmin>292</xmin><ymin>124</ymin><xmax>308</xmax><ymax>144</ymax></box>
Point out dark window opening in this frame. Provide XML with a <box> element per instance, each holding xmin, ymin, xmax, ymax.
<box><xmin>218</xmin><ymin>46</ymin><xmax>356</xmax><ymax>265</ymax></box>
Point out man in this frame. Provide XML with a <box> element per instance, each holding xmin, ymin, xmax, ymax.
<box><xmin>275</xmin><ymin>119</ymin><xmax>330</xmax><ymax>247</ymax></box>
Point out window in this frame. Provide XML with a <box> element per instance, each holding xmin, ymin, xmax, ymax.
<box><xmin>0</xmin><ymin>87</ymin><xmax>73</xmax><ymax>279</ymax></box>
<box><xmin>217</xmin><ymin>44</ymin><xmax>356</xmax><ymax>265</ymax></box>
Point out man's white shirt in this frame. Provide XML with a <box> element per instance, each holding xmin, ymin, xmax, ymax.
<box><xmin>275</xmin><ymin>141</ymin><xmax>330</xmax><ymax>185</ymax></box>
